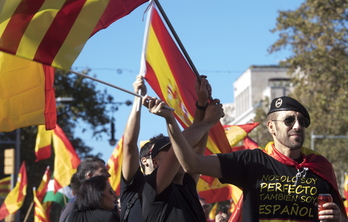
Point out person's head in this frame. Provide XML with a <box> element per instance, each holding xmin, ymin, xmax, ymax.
<box><xmin>76</xmin><ymin>157</ymin><xmax>111</xmax><ymax>185</ymax></box>
<box><xmin>70</xmin><ymin>173</ymin><xmax>80</xmax><ymax>196</ymax></box>
<box><xmin>266</xmin><ymin>96</ymin><xmax>310</xmax><ymax>150</ymax></box>
<box><xmin>139</xmin><ymin>134</ymin><xmax>171</xmax><ymax>174</ymax></box>
<box><xmin>75</xmin><ymin>175</ymin><xmax>115</xmax><ymax>211</ymax></box>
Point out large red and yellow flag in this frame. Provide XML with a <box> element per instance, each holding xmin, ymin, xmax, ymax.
<box><xmin>33</xmin><ymin>188</ymin><xmax>49</xmax><ymax>222</ymax></box>
<box><xmin>52</xmin><ymin>125</ymin><xmax>80</xmax><ymax>192</ymax></box>
<box><xmin>140</xmin><ymin>3</ymin><xmax>259</xmax><ymax>204</ymax></box>
<box><xmin>0</xmin><ymin>52</ymin><xmax>56</xmax><ymax>132</ymax></box>
<box><xmin>107</xmin><ymin>136</ymin><xmax>124</xmax><ymax>196</ymax></box>
<box><xmin>140</xmin><ymin>0</ymin><xmax>230</xmax><ymax>156</ymax></box>
<box><xmin>35</xmin><ymin>125</ymin><xmax>53</xmax><ymax>162</ymax></box>
<box><xmin>0</xmin><ymin>162</ymin><xmax>28</xmax><ymax>220</ymax></box>
<box><xmin>0</xmin><ymin>0</ymin><xmax>148</xmax><ymax>70</ymax></box>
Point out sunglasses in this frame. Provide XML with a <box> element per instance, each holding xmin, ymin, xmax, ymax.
<box><xmin>272</xmin><ymin>116</ymin><xmax>310</xmax><ymax>128</ymax></box>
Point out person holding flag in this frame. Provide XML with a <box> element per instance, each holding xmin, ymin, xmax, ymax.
<box><xmin>121</xmin><ymin>74</ymin><xmax>221</xmax><ymax>221</ymax></box>
<box><xmin>148</xmin><ymin>96</ymin><xmax>347</xmax><ymax>222</ymax></box>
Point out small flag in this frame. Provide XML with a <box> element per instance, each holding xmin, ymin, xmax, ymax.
<box><xmin>107</xmin><ymin>136</ymin><xmax>124</xmax><ymax>195</ymax></box>
<box><xmin>0</xmin><ymin>162</ymin><xmax>28</xmax><ymax>220</ymax></box>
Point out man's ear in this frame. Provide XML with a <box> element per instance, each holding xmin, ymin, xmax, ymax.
<box><xmin>152</xmin><ymin>158</ymin><xmax>159</xmax><ymax>169</ymax></box>
<box><xmin>267</xmin><ymin>120</ymin><xmax>275</xmax><ymax>134</ymax></box>
<box><xmin>85</xmin><ymin>171</ymin><xmax>92</xmax><ymax>179</ymax></box>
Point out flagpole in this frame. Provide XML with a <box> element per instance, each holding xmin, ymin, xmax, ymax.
<box><xmin>153</xmin><ymin>0</ymin><xmax>214</xmax><ymax>101</ymax></box>
<box><xmin>68</xmin><ymin>70</ymin><xmax>175</xmax><ymax>111</ymax></box>
<box><xmin>153</xmin><ymin>0</ymin><xmax>200</xmax><ymax>81</ymax></box>
<box><xmin>69</xmin><ymin>70</ymin><xmax>142</xmax><ymax>98</ymax></box>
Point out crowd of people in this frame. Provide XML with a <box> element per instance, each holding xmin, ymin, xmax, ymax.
<box><xmin>59</xmin><ymin>75</ymin><xmax>347</xmax><ymax>222</ymax></box>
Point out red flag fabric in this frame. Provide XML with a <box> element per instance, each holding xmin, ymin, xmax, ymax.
<box><xmin>0</xmin><ymin>177</ymin><xmax>11</xmax><ymax>198</ymax></box>
<box><xmin>0</xmin><ymin>162</ymin><xmax>28</xmax><ymax>220</ymax></box>
<box><xmin>107</xmin><ymin>136</ymin><xmax>124</xmax><ymax>196</ymax></box>
<box><xmin>0</xmin><ymin>52</ymin><xmax>56</xmax><ymax>132</ymax></box>
<box><xmin>33</xmin><ymin>188</ymin><xmax>49</xmax><ymax>222</ymax></box>
<box><xmin>141</xmin><ymin>3</ymin><xmax>258</xmax><ymax>204</ymax></box>
<box><xmin>52</xmin><ymin>125</ymin><xmax>80</xmax><ymax>192</ymax></box>
<box><xmin>34</xmin><ymin>125</ymin><xmax>53</xmax><ymax>162</ymax></box>
<box><xmin>0</xmin><ymin>0</ymin><xmax>148</xmax><ymax>70</ymax></box>
<box><xmin>36</xmin><ymin>166</ymin><xmax>51</xmax><ymax>202</ymax></box>
<box><xmin>141</xmin><ymin>0</ymin><xmax>230</xmax><ymax>158</ymax></box>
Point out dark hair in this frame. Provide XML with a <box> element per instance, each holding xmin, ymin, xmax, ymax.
<box><xmin>70</xmin><ymin>173</ymin><xmax>80</xmax><ymax>195</ymax></box>
<box><xmin>75</xmin><ymin>157</ymin><xmax>105</xmax><ymax>185</ymax></box>
<box><xmin>74</xmin><ymin>175</ymin><xmax>108</xmax><ymax>211</ymax></box>
<box><xmin>139</xmin><ymin>134</ymin><xmax>166</xmax><ymax>172</ymax></box>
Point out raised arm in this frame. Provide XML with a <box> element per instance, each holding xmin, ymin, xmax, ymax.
<box><xmin>167</xmin><ymin>100</ymin><xmax>225</xmax><ymax>178</ymax></box>
<box><xmin>121</xmin><ymin>75</ymin><xmax>146</xmax><ymax>183</ymax></box>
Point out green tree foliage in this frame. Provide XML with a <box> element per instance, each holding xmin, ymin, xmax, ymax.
<box><xmin>269</xmin><ymin>0</ymin><xmax>348</xmax><ymax>189</ymax></box>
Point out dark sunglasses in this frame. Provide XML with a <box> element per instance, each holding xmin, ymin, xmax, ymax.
<box><xmin>272</xmin><ymin>116</ymin><xmax>310</xmax><ymax>128</ymax></box>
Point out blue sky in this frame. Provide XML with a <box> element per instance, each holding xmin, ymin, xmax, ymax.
<box><xmin>72</xmin><ymin>0</ymin><xmax>303</xmax><ymax>162</ymax></box>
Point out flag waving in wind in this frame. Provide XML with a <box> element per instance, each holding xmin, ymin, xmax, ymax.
<box><xmin>0</xmin><ymin>0</ymin><xmax>148</xmax><ymax>70</ymax></box>
<box><xmin>140</xmin><ymin>1</ymin><xmax>231</xmax><ymax>156</ymax></box>
<box><xmin>0</xmin><ymin>162</ymin><xmax>28</xmax><ymax>220</ymax></box>
<box><xmin>0</xmin><ymin>52</ymin><xmax>56</xmax><ymax>132</ymax></box>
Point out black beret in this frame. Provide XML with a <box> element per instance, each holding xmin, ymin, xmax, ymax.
<box><xmin>267</xmin><ymin>96</ymin><xmax>310</xmax><ymax>125</ymax></box>
<box><xmin>150</xmin><ymin>136</ymin><xmax>171</xmax><ymax>159</ymax></box>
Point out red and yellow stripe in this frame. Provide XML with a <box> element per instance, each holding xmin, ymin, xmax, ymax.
<box><xmin>52</xmin><ymin>124</ymin><xmax>80</xmax><ymax>192</ymax></box>
<box><xmin>107</xmin><ymin>136</ymin><xmax>124</xmax><ymax>195</ymax></box>
<box><xmin>144</xmin><ymin>5</ymin><xmax>231</xmax><ymax>156</ymax></box>
<box><xmin>0</xmin><ymin>162</ymin><xmax>28</xmax><ymax>220</ymax></box>
<box><xmin>0</xmin><ymin>0</ymin><xmax>148</xmax><ymax>70</ymax></box>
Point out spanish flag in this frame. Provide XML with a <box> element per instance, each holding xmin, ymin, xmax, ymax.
<box><xmin>0</xmin><ymin>52</ymin><xmax>56</xmax><ymax>132</ymax></box>
<box><xmin>0</xmin><ymin>0</ymin><xmax>148</xmax><ymax>70</ymax></box>
<box><xmin>107</xmin><ymin>136</ymin><xmax>124</xmax><ymax>195</ymax></box>
<box><xmin>34</xmin><ymin>126</ymin><xmax>53</xmax><ymax>162</ymax></box>
<box><xmin>140</xmin><ymin>0</ymin><xmax>230</xmax><ymax>157</ymax></box>
<box><xmin>0</xmin><ymin>162</ymin><xmax>28</xmax><ymax>220</ymax></box>
<box><xmin>52</xmin><ymin>125</ymin><xmax>80</xmax><ymax>192</ymax></box>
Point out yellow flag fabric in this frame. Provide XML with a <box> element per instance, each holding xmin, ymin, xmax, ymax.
<box><xmin>208</xmin><ymin>202</ymin><xmax>218</xmax><ymax>220</ymax></box>
<box><xmin>35</xmin><ymin>125</ymin><xmax>53</xmax><ymax>162</ymax></box>
<box><xmin>107</xmin><ymin>136</ymin><xmax>124</xmax><ymax>195</ymax></box>
<box><xmin>0</xmin><ymin>162</ymin><xmax>27</xmax><ymax>220</ymax></box>
<box><xmin>0</xmin><ymin>52</ymin><xmax>56</xmax><ymax>132</ymax></box>
<box><xmin>33</xmin><ymin>188</ymin><xmax>49</xmax><ymax>222</ymax></box>
<box><xmin>52</xmin><ymin>125</ymin><xmax>80</xmax><ymax>192</ymax></box>
<box><xmin>0</xmin><ymin>177</ymin><xmax>11</xmax><ymax>197</ymax></box>
<box><xmin>0</xmin><ymin>0</ymin><xmax>148</xmax><ymax>70</ymax></box>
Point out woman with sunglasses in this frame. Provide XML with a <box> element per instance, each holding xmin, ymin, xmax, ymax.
<box><xmin>148</xmin><ymin>96</ymin><xmax>347</xmax><ymax>222</ymax></box>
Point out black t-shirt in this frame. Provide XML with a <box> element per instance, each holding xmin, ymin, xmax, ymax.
<box><xmin>217</xmin><ymin>149</ymin><xmax>340</xmax><ymax>222</ymax></box>
<box><xmin>66</xmin><ymin>208</ymin><xmax>119</xmax><ymax>222</ymax></box>
<box><xmin>142</xmin><ymin>169</ymin><xmax>206</xmax><ymax>222</ymax></box>
<box><xmin>120</xmin><ymin>168</ymin><xmax>145</xmax><ymax>222</ymax></box>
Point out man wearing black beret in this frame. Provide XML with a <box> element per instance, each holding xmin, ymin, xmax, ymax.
<box><xmin>148</xmin><ymin>96</ymin><xmax>347</xmax><ymax>222</ymax></box>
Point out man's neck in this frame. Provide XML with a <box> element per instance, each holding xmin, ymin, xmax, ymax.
<box><xmin>273</xmin><ymin>141</ymin><xmax>302</xmax><ymax>160</ymax></box>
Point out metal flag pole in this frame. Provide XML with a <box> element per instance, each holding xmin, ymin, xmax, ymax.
<box><xmin>153</xmin><ymin>0</ymin><xmax>200</xmax><ymax>80</ymax></box>
<box><xmin>153</xmin><ymin>0</ymin><xmax>213</xmax><ymax>101</ymax></box>
<box><xmin>68</xmin><ymin>70</ymin><xmax>174</xmax><ymax>111</ymax></box>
